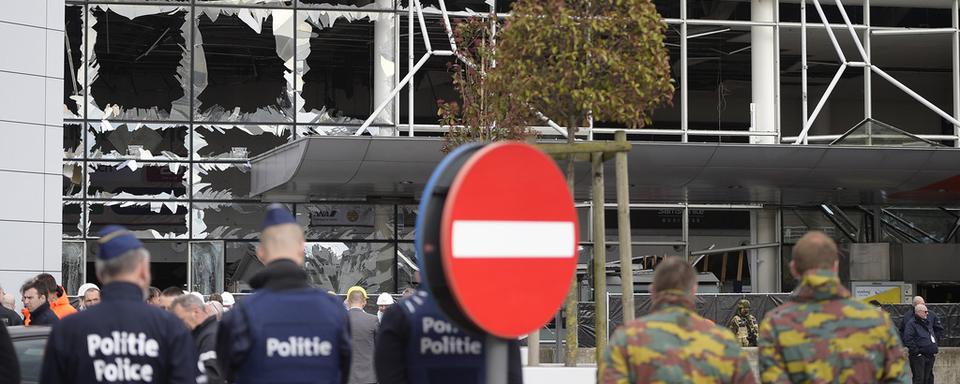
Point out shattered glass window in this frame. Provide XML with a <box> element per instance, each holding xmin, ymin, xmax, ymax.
<box><xmin>88</xmin><ymin>6</ymin><xmax>191</xmax><ymax>121</ymax></box>
<box><xmin>64</xmin><ymin>123</ymin><xmax>84</xmax><ymax>159</ymax></box>
<box><xmin>299</xmin><ymin>13</ymin><xmax>374</xmax><ymax>122</ymax></box>
<box><xmin>62</xmin><ymin>241</ymin><xmax>86</xmax><ymax>297</ymax></box>
<box><xmin>224</xmin><ymin>241</ymin><xmax>262</xmax><ymax>293</ymax></box>
<box><xmin>296</xmin><ymin>204</ymin><xmax>394</xmax><ymax>240</ymax></box>
<box><xmin>297</xmin><ymin>125</ymin><xmax>362</xmax><ymax>137</ymax></box>
<box><xmin>199</xmin><ymin>0</ymin><xmax>291</xmax><ymax>6</ymax></box>
<box><xmin>65</xmin><ymin>5</ymin><xmax>84</xmax><ymax>119</ymax></box>
<box><xmin>396</xmin><ymin>242</ymin><xmax>417</xmax><ymax>291</ymax></box>
<box><xmin>193</xmin><ymin>203</ymin><xmax>282</xmax><ymax>239</ymax></box>
<box><xmin>194</xmin><ymin>125</ymin><xmax>292</xmax><ymax>160</ymax></box>
<box><xmin>88</xmin><ymin>202</ymin><xmax>189</xmax><ymax>239</ymax></box>
<box><xmin>304</xmin><ymin>241</ymin><xmax>394</xmax><ymax>293</ymax></box>
<box><xmin>195</xmin><ymin>9</ymin><xmax>295</xmax><ymax>122</ymax></box>
<box><xmin>191</xmin><ymin>242</ymin><xmax>225</xmax><ymax>295</ymax></box>
<box><xmin>88</xmin><ymin>123</ymin><xmax>189</xmax><ymax>159</ymax></box>
<box><xmin>397</xmin><ymin>205</ymin><xmax>416</xmax><ymax>240</ymax></box>
<box><xmin>87</xmin><ymin>162</ymin><xmax>188</xmax><ymax>199</ymax></box>
<box><xmin>399</xmin><ymin>0</ymin><xmax>493</xmax><ymax>12</ymax></box>
<box><xmin>398</xmin><ymin>16</ymin><xmax>458</xmax><ymax>124</ymax></box>
<box><xmin>63</xmin><ymin>201</ymin><xmax>84</xmax><ymax>238</ymax></box>
<box><xmin>63</xmin><ymin>161</ymin><xmax>84</xmax><ymax>198</ymax></box>
<box><xmin>193</xmin><ymin>163</ymin><xmax>253</xmax><ymax>200</ymax></box>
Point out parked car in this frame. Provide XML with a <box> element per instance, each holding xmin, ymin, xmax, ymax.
<box><xmin>8</xmin><ymin>326</ymin><xmax>50</xmax><ymax>384</ymax></box>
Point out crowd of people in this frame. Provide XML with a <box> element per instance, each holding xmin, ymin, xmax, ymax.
<box><xmin>0</xmin><ymin>204</ymin><xmax>521</xmax><ymax>384</ymax></box>
<box><xmin>0</xmin><ymin>205</ymin><xmax>948</xmax><ymax>383</ymax></box>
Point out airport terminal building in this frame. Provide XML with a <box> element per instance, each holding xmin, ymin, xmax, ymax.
<box><xmin>2</xmin><ymin>0</ymin><xmax>960</xmax><ymax>311</ymax></box>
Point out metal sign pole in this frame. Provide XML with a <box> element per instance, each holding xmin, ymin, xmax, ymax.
<box><xmin>485</xmin><ymin>335</ymin><xmax>508</xmax><ymax>384</ymax></box>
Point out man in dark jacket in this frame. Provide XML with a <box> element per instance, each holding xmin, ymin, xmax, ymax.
<box><xmin>171</xmin><ymin>293</ymin><xmax>223</xmax><ymax>383</ymax></box>
<box><xmin>904</xmin><ymin>304</ymin><xmax>938</xmax><ymax>384</ymax></box>
<box><xmin>21</xmin><ymin>280</ymin><xmax>57</xmax><ymax>326</ymax></box>
<box><xmin>900</xmin><ymin>295</ymin><xmax>945</xmax><ymax>345</ymax></box>
<box><xmin>0</xmin><ymin>286</ymin><xmax>22</xmax><ymax>326</ymax></box>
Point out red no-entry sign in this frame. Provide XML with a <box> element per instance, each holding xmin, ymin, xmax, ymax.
<box><xmin>439</xmin><ymin>142</ymin><xmax>579</xmax><ymax>338</ymax></box>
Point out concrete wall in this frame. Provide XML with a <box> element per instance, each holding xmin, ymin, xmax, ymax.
<box><xmin>0</xmin><ymin>0</ymin><xmax>65</xmax><ymax>310</ymax></box>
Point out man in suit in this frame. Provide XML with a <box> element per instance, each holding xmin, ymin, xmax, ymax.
<box><xmin>347</xmin><ymin>286</ymin><xmax>379</xmax><ymax>384</ymax></box>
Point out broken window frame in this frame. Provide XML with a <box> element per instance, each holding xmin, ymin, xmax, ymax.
<box><xmin>86</xmin><ymin>161</ymin><xmax>190</xmax><ymax>200</ymax></box>
<box><xmin>192</xmin><ymin>162</ymin><xmax>255</xmax><ymax>200</ymax></box>
<box><xmin>87</xmin><ymin>200</ymin><xmax>191</xmax><ymax>239</ymax></box>
<box><xmin>85</xmin><ymin>4</ymin><xmax>193</xmax><ymax>122</ymax></box>
<box><xmin>193</xmin><ymin>124</ymin><xmax>293</xmax><ymax>160</ymax></box>
<box><xmin>87</xmin><ymin>122</ymin><xmax>190</xmax><ymax>160</ymax></box>
<box><xmin>193</xmin><ymin>7</ymin><xmax>296</xmax><ymax>123</ymax></box>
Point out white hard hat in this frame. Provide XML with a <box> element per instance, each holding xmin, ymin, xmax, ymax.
<box><xmin>377</xmin><ymin>292</ymin><xmax>395</xmax><ymax>305</ymax></box>
<box><xmin>221</xmin><ymin>292</ymin><xmax>235</xmax><ymax>306</ymax></box>
<box><xmin>77</xmin><ymin>283</ymin><xmax>99</xmax><ymax>297</ymax></box>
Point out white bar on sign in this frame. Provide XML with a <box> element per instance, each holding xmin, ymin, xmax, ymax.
<box><xmin>451</xmin><ymin>220</ymin><xmax>576</xmax><ymax>258</ymax></box>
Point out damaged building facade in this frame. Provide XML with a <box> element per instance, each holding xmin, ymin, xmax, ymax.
<box><xmin>0</xmin><ymin>0</ymin><xmax>948</xmax><ymax>305</ymax></box>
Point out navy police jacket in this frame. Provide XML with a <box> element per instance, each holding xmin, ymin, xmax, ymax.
<box><xmin>216</xmin><ymin>259</ymin><xmax>352</xmax><ymax>384</ymax></box>
<box><xmin>40</xmin><ymin>282</ymin><xmax>201</xmax><ymax>384</ymax></box>
<box><xmin>374</xmin><ymin>290</ymin><xmax>523</xmax><ymax>384</ymax></box>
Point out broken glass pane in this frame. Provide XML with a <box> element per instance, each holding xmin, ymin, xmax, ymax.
<box><xmin>304</xmin><ymin>241</ymin><xmax>394</xmax><ymax>293</ymax></box>
<box><xmin>64</xmin><ymin>5</ymin><xmax>84</xmax><ymax>119</ymax></box>
<box><xmin>195</xmin><ymin>9</ymin><xmax>295</xmax><ymax>122</ymax></box>
<box><xmin>193</xmin><ymin>163</ymin><xmax>253</xmax><ymax>200</ymax></box>
<box><xmin>194</xmin><ymin>125</ymin><xmax>292</xmax><ymax>160</ymax></box>
<box><xmin>62</xmin><ymin>241</ymin><xmax>86</xmax><ymax>298</ymax></box>
<box><xmin>63</xmin><ymin>201</ymin><xmax>84</xmax><ymax>238</ymax></box>
<box><xmin>190</xmin><ymin>242</ymin><xmax>225</xmax><ymax>295</ymax></box>
<box><xmin>299</xmin><ymin>0</ymin><xmax>378</xmax><ymax>8</ymax></box>
<box><xmin>198</xmin><ymin>0</ymin><xmax>291</xmax><ymax>6</ymax></box>
<box><xmin>297</xmin><ymin>125</ymin><xmax>360</xmax><ymax>137</ymax></box>
<box><xmin>63</xmin><ymin>161</ymin><xmax>84</xmax><ymax>198</ymax></box>
<box><xmin>87</xmin><ymin>5</ymin><xmax>191</xmax><ymax>121</ymax></box>
<box><xmin>298</xmin><ymin>12</ymin><xmax>374</xmax><ymax>122</ymax></box>
<box><xmin>193</xmin><ymin>202</ymin><xmax>284</xmax><ymax>239</ymax></box>
<box><xmin>397</xmin><ymin>205</ymin><xmax>416</xmax><ymax>240</ymax></box>
<box><xmin>88</xmin><ymin>201</ymin><xmax>189</xmax><ymax>238</ymax></box>
<box><xmin>396</xmin><ymin>242</ymin><xmax>417</xmax><ymax>291</ymax></box>
<box><xmin>224</xmin><ymin>241</ymin><xmax>262</xmax><ymax>292</ymax></box>
<box><xmin>64</xmin><ymin>123</ymin><xmax>84</xmax><ymax>159</ymax></box>
<box><xmin>88</xmin><ymin>123</ymin><xmax>188</xmax><ymax>160</ymax></box>
<box><xmin>398</xmin><ymin>16</ymin><xmax>458</xmax><ymax>125</ymax></box>
<box><xmin>399</xmin><ymin>0</ymin><xmax>492</xmax><ymax>12</ymax></box>
<box><xmin>831</xmin><ymin>118</ymin><xmax>945</xmax><ymax>147</ymax></box>
<box><xmin>87</xmin><ymin>162</ymin><xmax>188</xmax><ymax>199</ymax></box>
<box><xmin>296</xmin><ymin>204</ymin><xmax>393</xmax><ymax>240</ymax></box>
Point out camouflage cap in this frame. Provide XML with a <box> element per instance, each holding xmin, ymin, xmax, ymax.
<box><xmin>737</xmin><ymin>298</ymin><xmax>751</xmax><ymax>308</ymax></box>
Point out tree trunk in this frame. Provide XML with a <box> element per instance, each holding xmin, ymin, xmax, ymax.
<box><xmin>564</xmin><ymin>121</ymin><xmax>579</xmax><ymax>367</ymax></box>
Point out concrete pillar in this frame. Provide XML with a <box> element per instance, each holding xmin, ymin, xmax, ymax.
<box><xmin>751</xmin><ymin>209</ymin><xmax>779</xmax><ymax>293</ymax></box>
<box><xmin>374</xmin><ymin>0</ymin><xmax>397</xmax><ymax>131</ymax></box>
<box><xmin>751</xmin><ymin>0</ymin><xmax>776</xmax><ymax>144</ymax></box>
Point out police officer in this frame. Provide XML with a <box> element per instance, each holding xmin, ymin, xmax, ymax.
<box><xmin>40</xmin><ymin>225</ymin><xmax>201</xmax><ymax>383</ymax></box>
<box><xmin>215</xmin><ymin>204</ymin><xmax>351</xmax><ymax>383</ymax></box>
<box><xmin>374</xmin><ymin>288</ymin><xmax>523</xmax><ymax>384</ymax></box>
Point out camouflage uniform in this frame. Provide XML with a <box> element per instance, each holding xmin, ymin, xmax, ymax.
<box><xmin>600</xmin><ymin>290</ymin><xmax>756</xmax><ymax>384</ymax></box>
<box><xmin>758</xmin><ymin>269</ymin><xmax>911</xmax><ymax>384</ymax></box>
<box><xmin>728</xmin><ymin>299</ymin><xmax>759</xmax><ymax>347</ymax></box>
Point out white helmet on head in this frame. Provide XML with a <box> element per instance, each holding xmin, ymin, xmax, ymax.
<box><xmin>377</xmin><ymin>292</ymin><xmax>395</xmax><ymax>306</ymax></box>
<box><xmin>221</xmin><ymin>292</ymin><xmax>235</xmax><ymax>307</ymax></box>
<box><xmin>77</xmin><ymin>283</ymin><xmax>100</xmax><ymax>297</ymax></box>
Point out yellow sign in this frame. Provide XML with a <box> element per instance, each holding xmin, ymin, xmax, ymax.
<box><xmin>854</xmin><ymin>285</ymin><xmax>902</xmax><ymax>304</ymax></box>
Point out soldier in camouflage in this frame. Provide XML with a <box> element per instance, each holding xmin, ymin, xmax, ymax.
<box><xmin>758</xmin><ymin>231</ymin><xmax>911</xmax><ymax>383</ymax></box>
<box><xmin>728</xmin><ymin>298</ymin><xmax>759</xmax><ymax>347</ymax></box>
<box><xmin>600</xmin><ymin>257</ymin><xmax>756</xmax><ymax>384</ymax></box>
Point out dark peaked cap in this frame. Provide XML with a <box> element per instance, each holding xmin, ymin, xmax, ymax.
<box><xmin>97</xmin><ymin>225</ymin><xmax>144</xmax><ymax>261</ymax></box>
